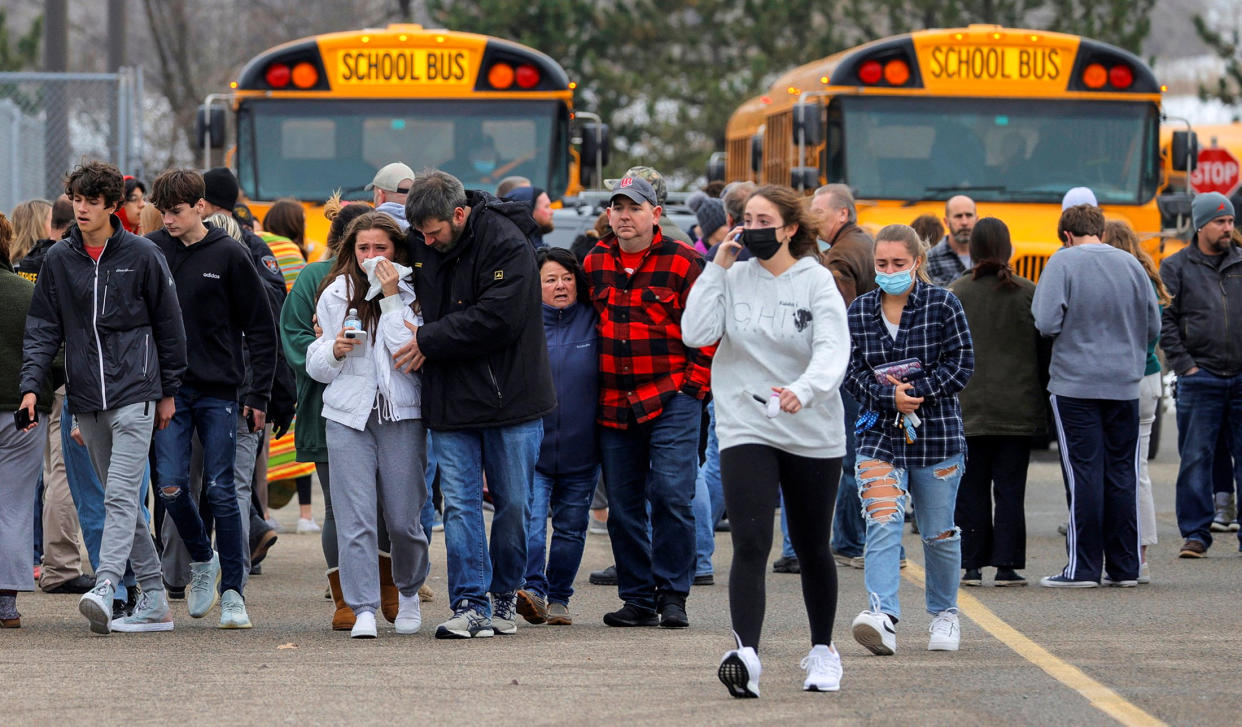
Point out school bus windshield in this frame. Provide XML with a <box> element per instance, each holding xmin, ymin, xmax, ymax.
<box><xmin>235</xmin><ymin>98</ymin><xmax>569</xmax><ymax>202</ymax></box>
<box><xmin>834</xmin><ymin>96</ymin><xmax>1160</xmax><ymax>204</ymax></box>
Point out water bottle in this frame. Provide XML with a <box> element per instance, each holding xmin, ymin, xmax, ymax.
<box><xmin>344</xmin><ymin>308</ymin><xmax>361</xmax><ymax>332</ymax></box>
<box><xmin>342</xmin><ymin>308</ymin><xmax>365</xmax><ymax>356</ymax></box>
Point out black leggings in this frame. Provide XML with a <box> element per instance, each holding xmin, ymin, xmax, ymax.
<box><xmin>720</xmin><ymin>444</ymin><xmax>841</xmax><ymax>650</ymax></box>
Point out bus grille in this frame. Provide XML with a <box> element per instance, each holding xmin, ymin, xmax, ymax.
<box><xmin>1013</xmin><ymin>254</ymin><xmax>1048</xmax><ymax>282</ymax></box>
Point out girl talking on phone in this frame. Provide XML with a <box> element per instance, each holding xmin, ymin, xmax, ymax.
<box><xmin>306</xmin><ymin>212</ymin><xmax>429</xmax><ymax>639</ymax></box>
<box><xmin>845</xmin><ymin>224</ymin><xmax>973</xmax><ymax>657</ymax></box>
<box><xmin>683</xmin><ymin>185</ymin><xmax>850</xmax><ymax>697</ymax></box>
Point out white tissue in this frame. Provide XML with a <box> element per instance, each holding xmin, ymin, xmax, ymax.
<box><xmin>360</xmin><ymin>256</ymin><xmax>413</xmax><ymax>301</ymax></box>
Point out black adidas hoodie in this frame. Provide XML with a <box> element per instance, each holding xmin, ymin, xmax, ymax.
<box><xmin>147</xmin><ymin>224</ymin><xmax>276</xmax><ymax>410</ymax></box>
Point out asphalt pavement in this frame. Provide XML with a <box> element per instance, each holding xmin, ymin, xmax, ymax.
<box><xmin>2</xmin><ymin>408</ymin><xmax>1239</xmax><ymax>726</ymax></box>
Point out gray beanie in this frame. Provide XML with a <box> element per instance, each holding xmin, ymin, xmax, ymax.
<box><xmin>1193</xmin><ymin>192</ymin><xmax>1235</xmax><ymax>231</ymax></box>
<box><xmin>695</xmin><ymin>197</ymin><xmax>727</xmax><ymax>240</ymax></box>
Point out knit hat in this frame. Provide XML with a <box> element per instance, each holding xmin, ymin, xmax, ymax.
<box><xmin>685</xmin><ymin>190</ymin><xmax>708</xmax><ymax>213</ymax></box>
<box><xmin>203</xmin><ymin>167</ymin><xmax>239</xmax><ymax>210</ymax></box>
<box><xmin>1060</xmin><ymin>186</ymin><xmax>1097</xmax><ymax>210</ymax></box>
<box><xmin>695</xmin><ymin>198</ymin><xmax>727</xmax><ymax>240</ymax></box>
<box><xmin>1192</xmin><ymin>192</ymin><xmax>1235</xmax><ymax>231</ymax></box>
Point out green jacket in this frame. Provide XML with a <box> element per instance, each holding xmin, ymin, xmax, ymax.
<box><xmin>949</xmin><ymin>271</ymin><xmax>1047</xmax><ymax>437</ymax></box>
<box><xmin>1</xmin><ymin>262</ymin><xmax>58</xmax><ymax>413</ymax></box>
<box><xmin>280</xmin><ymin>260</ymin><xmax>331</xmax><ymax>462</ymax></box>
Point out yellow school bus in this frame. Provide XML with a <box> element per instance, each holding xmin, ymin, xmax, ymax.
<box><xmin>202</xmin><ymin>24</ymin><xmax>584</xmax><ymax>259</ymax></box>
<box><xmin>722</xmin><ymin>25</ymin><xmax>1171</xmax><ymax>279</ymax></box>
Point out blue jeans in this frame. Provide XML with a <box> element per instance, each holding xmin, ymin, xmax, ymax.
<box><xmin>421</xmin><ymin>429</ymin><xmax>437</xmax><ymax>543</ymax></box>
<box><xmin>153</xmin><ymin>385</ymin><xmax>246</xmax><ymax>595</ymax></box>
<box><xmin>831</xmin><ymin>387</ymin><xmax>866</xmax><ymax>557</ymax></box>
<box><xmin>1175</xmin><ymin>370</ymin><xmax>1242</xmax><ymax>548</ymax></box>
<box><xmin>693</xmin><ymin>401</ymin><xmax>723</xmax><ymax>576</ymax></box>
<box><xmin>599</xmin><ymin>392</ymin><xmax>701</xmax><ymax>610</ymax></box>
<box><xmin>858</xmin><ymin>453</ymin><xmax>963</xmax><ymax>620</ymax></box>
<box><xmin>62</xmin><ymin>407</ymin><xmax>145</xmax><ymax>600</ymax></box>
<box><xmin>434</xmin><ymin>419</ymin><xmax>542</xmax><ymax>616</ymax></box>
<box><xmin>524</xmin><ymin>467</ymin><xmax>598</xmax><ymax>605</ymax></box>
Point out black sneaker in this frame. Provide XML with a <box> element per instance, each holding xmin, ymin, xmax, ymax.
<box><xmin>44</xmin><ymin>574</ymin><xmax>96</xmax><ymax>594</ymax></box>
<box><xmin>166</xmin><ymin>583</ymin><xmax>185</xmax><ymax>601</ymax></box>
<box><xmin>961</xmin><ymin>568</ymin><xmax>983</xmax><ymax>586</ymax></box>
<box><xmin>994</xmin><ymin>568</ymin><xmax>1027</xmax><ymax>587</ymax></box>
<box><xmin>693</xmin><ymin>573</ymin><xmax>714</xmax><ymax>586</ymax></box>
<box><xmin>589</xmin><ymin>564</ymin><xmax>618</xmax><ymax>586</ymax></box>
<box><xmin>772</xmin><ymin>556</ymin><xmax>800</xmax><ymax>574</ymax></box>
<box><xmin>602</xmin><ymin>603</ymin><xmax>658</xmax><ymax>627</ymax></box>
<box><xmin>657</xmin><ymin>595</ymin><xmax>689</xmax><ymax>629</ymax></box>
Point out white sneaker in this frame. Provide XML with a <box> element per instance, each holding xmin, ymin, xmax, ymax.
<box><xmin>395</xmin><ymin>593</ymin><xmax>421</xmax><ymax>634</ymax></box>
<box><xmin>718</xmin><ymin>645</ymin><xmax>761</xmax><ymax>698</ymax></box>
<box><xmin>928</xmin><ymin>610</ymin><xmax>960</xmax><ymax>651</ymax></box>
<box><xmin>851</xmin><ymin>610</ymin><xmax>896</xmax><ymax>655</ymax></box>
<box><xmin>351</xmin><ymin>610</ymin><xmax>377</xmax><ymax>639</ymax></box>
<box><xmin>296</xmin><ymin>518</ymin><xmax>321</xmax><ymax>534</ymax></box>
<box><xmin>801</xmin><ymin>644</ymin><xmax>842</xmax><ymax>692</ymax></box>
<box><xmin>1137</xmin><ymin>561</ymin><xmax>1151</xmax><ymax>584</ymax></box>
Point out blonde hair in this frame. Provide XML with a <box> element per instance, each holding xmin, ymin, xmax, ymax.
<box><xmin>1102</xmin><ymin>220</ymin><xmax>1171</xmax><ymax>306</ymax></box>
<box><xmin>205</xmin><ymin>212</ymin><xmax>243</xmax><ymax>243</ymax></box>
<box><xmin>875</xmin><ymin>223</ymin><xmax>932</xmax><ymax>283</ymax></box>
<box><xmin>139</xmin><ymin>204</ymin><xmax>163</xmax><ymax>235</ymax></box>
<box><xmin>10</xmin><ymin>198</ymin><xmax>52</xmax><ymax>263</ymax></box>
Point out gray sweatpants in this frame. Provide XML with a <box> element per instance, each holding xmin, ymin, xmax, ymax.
<box><xmin>326</xmin><ymin>412</ymin><xmax>429</xmax><ymax>615</ymax></box>
<box><xmin>162</xmin><ymin>412</ymin><xmax>259</xmax><ymax>587</ymax></box>
<box><xmin>75</xmin><ymin>402</ymin><xmax>163</xmax><ymax>593</ymax></box>
<box><xmin>0</xmin><ymin>424</ymin><xmax>45</xmax><ymax>591</ymax></box>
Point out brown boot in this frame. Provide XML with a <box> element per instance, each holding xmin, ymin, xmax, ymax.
<box><xmin>326</xmin><ymin>569</ymin><xmax>355</xmax><ymax>631</ymax></box>
<box><xmin>378</xmin><ymin>552</ymin><xmax>399</xmax><ymax>623</ymax></box>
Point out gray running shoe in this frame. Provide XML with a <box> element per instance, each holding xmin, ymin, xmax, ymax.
<box><xmin>435</xmin><ymin>600</ymin><xmax>494</xmax><ymax>639</ymax></box>
<box><xmin>492</xmin><ymin>592</ymin><xmax>518</xmax><ymax>635</ymax></box>
<box><xmin>187</xmin><ymin>552</ymin><xmax>221</xmax><ymax>618</ymax></box>
<box><xmin>78</xmin><ymin>579</ymin><xmax>115</xmax><ymax>635</ymax></box>
<box><xmin>111</xmin><ymin>590</ymin><xmax>174</xmax><ymax>633</ymax></box>
<box><xmin>218</xmin><ymin>589</ymin><xmax>251</xmax><ymax>629</ymax></box>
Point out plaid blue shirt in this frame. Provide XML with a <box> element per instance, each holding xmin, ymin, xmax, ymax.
<box><xmin>925</xmin><ymin>237</ymin><xmax>968</xmax><ymax>287</ymax></box>
<box><xmin>845</xmin><ymin>281</ymin><xmax>974</xmax><ymax>469</ymax></box>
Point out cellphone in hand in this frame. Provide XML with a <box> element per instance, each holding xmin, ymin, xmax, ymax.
<box><xmin>13</xmin><ymin>407</ymin><xmax>36</xmax><ymax>431</ymax></box>
<box><xmin>344</xmin><ymin>328</ymin><xmax>368</xmax><ymax>355</ymax></box>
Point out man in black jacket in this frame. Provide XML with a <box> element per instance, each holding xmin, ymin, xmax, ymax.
<box><xmin>20</xmin><ymin>160</ymin><xmax>187</xmax><ymax>635</ymax></box>
<box><xmin>396</xmin><ymin>170</ymin><xmax>555</xmax><ymax>639</ymax></box>
<box><xmin>1161</xmin><ymin>192</ymin><xmax>1242</xmax><ymax>558</ymax></box>
<box><xmin>146</xmin><ymin>169</ymin><xmax>277</xmax><ymax>629</ymax></box>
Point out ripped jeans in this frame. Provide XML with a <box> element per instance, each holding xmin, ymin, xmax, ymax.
<box><xmin>857</xmin><ymin>453</ymin><xmax>963</xmax><ymax>620</ymax></box>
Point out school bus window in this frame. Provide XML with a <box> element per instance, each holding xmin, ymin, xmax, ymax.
<box><xmin>280</xmin><ymin>119</ymin><xmax>336</xmax><ymax>160</ymax></box>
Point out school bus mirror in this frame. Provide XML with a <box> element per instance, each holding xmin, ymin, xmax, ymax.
<box><xmin>707</xmin><ymin>153</ymin><xmax>726</xmax><ymax>183</ymax></box>
<box><xmin>578</xmin><ymin>122</ymin><xmax>610</xmax><ymax>185</ymax></box>
<box><xmin>1171</xmin><ymin>131</ymin><xmax>1198</xmax><ymax>172</ymax></box>
<box><xmin>196</xmin><ymin>105</ymin><xmax>226</xmax><ymax>150</ymax></box>
<box><xmin>792</xmin><ymin>103</ymin><xmax>824</xmax><ymax>147</ymax></box>
<box><xmin>791</xmin><ymin>167</ymin><xmax>820</xmax><ymax>191</ymax></box>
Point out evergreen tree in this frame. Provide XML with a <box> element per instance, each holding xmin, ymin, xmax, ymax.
<box><xmin>1193</xmin><ymin>14</ymin><xmax>1242</xmax><ymax>111</ymax></box>
<box><xmin>0</xmin><ymin>10</ymin><xmax>42</xmax><ymax>72</ymax></box>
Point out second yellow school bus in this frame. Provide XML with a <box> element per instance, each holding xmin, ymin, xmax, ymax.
<box><xmin>723</xmin><ymin>25</ymin><xmax>1172</xmax><ymax>278</ymax></box>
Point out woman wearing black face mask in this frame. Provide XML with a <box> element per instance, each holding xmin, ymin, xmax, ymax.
<box><xmin>684</xmin><ymin>185</ymin><xmax>851</xmax><ymax>697</ymax></box>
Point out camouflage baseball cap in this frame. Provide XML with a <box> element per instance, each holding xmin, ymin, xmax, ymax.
<box><xmin>605</xmin><ymin>165</ymin><xmax>667</xmax><ymax>206</ymax></box>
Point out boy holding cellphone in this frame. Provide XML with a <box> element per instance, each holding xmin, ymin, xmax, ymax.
<box><xmin>19</xmin><ymin>160</ymin><xmax>187</xmax><ymax>634</ymax></box>
<box><xmin>146</xmin><ymin>169</ymin><xmax>277</xmax><ymax>629</ymax></box>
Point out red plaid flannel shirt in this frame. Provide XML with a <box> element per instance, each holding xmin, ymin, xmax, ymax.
<box><xmin>584</xmin><ymin>228</ymin><xmax>714</xmax><ymax>429</ymax></box>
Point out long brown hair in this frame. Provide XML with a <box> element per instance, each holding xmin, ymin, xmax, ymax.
<box><xmin>264</xmin><ymin>198</ymin><xmax>307</xmax><ymax>257</ymax></box>
<box><xmin>0</xmin><ymin>211</ymin><xmax>13</xmax><ymax>267</ymax></box>
<box><xmin>969</xmin><ymin>217</ymin><xmax>1020</xmax><ymax>290</ymax></box>
<box><xmin>315</xmin><ymin>211</ymin><xmax>408</xmax><ymax>336</ymax></box>
<box><xmin>747</xmin><ymin>184</ymin><xmax>819</xmax><ymax>258</ymax></box>
<box><xmin>1103</xmin><ymin>220</ymin><xmax>1171</xmax><ymax>306</ymax></box>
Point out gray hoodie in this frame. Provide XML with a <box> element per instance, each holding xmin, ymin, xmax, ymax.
<box><xmin>376</xmin><ymin>201</ymin><xmax>409</xmax><ymax>232</ymax></box>
<box><xmin>1031</xmin><ymin>243</ymin><xmax>1159</xmax><ymax>400</ymax></box>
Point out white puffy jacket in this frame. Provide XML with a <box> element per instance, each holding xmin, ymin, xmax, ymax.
<box><xmin>306</xmin><ymin>274</ymin><xmax>423</xmax><ymax>431</ymax></box>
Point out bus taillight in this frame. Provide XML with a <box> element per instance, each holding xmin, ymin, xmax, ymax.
<box><xmin>291</xmin><ymin>62</ymin><xmax>319</xmax><ymax>89</ymax></box>
<box><xmin>516</xmin><ymin>64</ymin><xmax>541</xmax><ymax>89</ymax></box>
<box><xmin>265</xmin><ymin>63</ymin><xmax>291</xmax><ymax>88</ymax></box>
<box><xmin>1109</xmin><ymin>64</ymin><xmax>1133</xmax><ymax>89</ymax></box>
<box><xmin>487</xmin><ymin>63</ymin><xmax>515</xmax><ymax>89</ymax></box>
<box><xmin>858</xmin><ymin>60</ymin><xmax>883</xmax><ymax>85</ymax></box>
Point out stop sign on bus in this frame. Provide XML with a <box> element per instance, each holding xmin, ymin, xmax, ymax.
<box><xmin>1191</xmin><ymin>147</ymin><xmax>1241</xmax><ymax>197</ymax></box>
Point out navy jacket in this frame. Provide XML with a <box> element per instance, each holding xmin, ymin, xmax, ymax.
<box><xmin>537</xmin><ymin>301</ymin><xmax>599</xmax><ymax>476</ymax></box>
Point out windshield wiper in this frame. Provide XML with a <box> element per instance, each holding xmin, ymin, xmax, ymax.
<box><xmin>902</xmin><ymin>185</ymin><xmax>1008</xmax><ymax>207</ymax></box>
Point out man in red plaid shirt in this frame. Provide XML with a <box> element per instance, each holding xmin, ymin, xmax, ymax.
<box><xmin>584</xmin><ymin>174</ymin><xmax>713</xmax><ymax>629</ymax></box>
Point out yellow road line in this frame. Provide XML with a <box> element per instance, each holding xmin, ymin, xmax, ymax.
<box><xmin>902</xmin><ymin>561</ymin><xmax>1167</xmax><ymax>727</ymax></box>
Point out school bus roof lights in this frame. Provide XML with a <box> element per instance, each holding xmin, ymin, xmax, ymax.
<box><xmin>883</xmin><ymin>59</ymin><xmax>910</xmax><ymax>85</ymax></box>
<box><xmin>515</xmin><ymin>64</ymin><xmax>541</xmax><ymax>89</ymax></box>
<box><xmin>291</xmin><ymin>62</ymin><xmax>319</xmax><ymax>89</ymax></box>
<box><xmin>1109</xmin><ymin>64</ymin><xmax>1134</xmax><ymax>90</ymax></box>
<box><xmin>265</xmin><ymin>63</ymin><xmax>291</xmax><ymax>89</ymax></box>
<box><xmin>858</xmin><ymin>60</ymin><xmax>883</xmax><ymax>84</ymax></box>
<box><xmin>488</xmin><ymin>62</ymin><xmax>515</xmax><ymax>89</ymax></box>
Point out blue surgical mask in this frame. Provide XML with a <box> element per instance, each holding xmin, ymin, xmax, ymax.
<box><xmin>472</xmin><ymin>160</ymin><xmax>496</xmax><ymax>174</ymax></box>
<box><xmin>874</xmin><ymin>267</ymin><xmax>915</xmax><ymax>295</ymax></box>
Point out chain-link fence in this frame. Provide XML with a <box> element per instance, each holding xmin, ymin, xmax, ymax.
<box><xmin>0</xmin><ymin>68</ymin><xmax>143</xmax><ymax>213</ymax></box>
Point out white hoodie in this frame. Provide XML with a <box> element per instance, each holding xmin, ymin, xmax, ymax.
<box><xmin>306</xmin><ymin>273</ymin><xmax>423</xmax><ymax>431</ymax></box>
<box><xmin>682</xmin><ymin>256</ymin><xmax>849</xmax><ymax>458</ymax></box>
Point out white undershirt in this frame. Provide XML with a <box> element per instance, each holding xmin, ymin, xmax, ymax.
<box><xmin>883</xmin><ymin>314</ymin><xmax>900</xmax><ymax>340</ymax></box>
